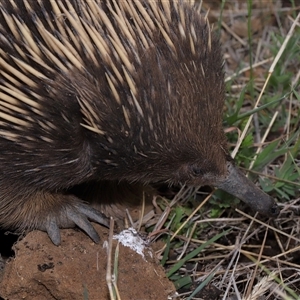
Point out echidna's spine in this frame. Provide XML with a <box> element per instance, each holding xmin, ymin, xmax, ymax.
<box><xmin>0</xmin><ymin>0</ymin><xmax>224</xmax><ymax>184</ymax></box>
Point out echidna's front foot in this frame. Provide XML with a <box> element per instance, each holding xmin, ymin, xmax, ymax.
<box><xmin>44</xmin><ymin>202</ymin><xmax>109</xmax><ymax>245</ymax></box>
<box><xmin>0</xmin><ymin>188</ymin><xmax>110</xmax><ymax>245</ymax></box>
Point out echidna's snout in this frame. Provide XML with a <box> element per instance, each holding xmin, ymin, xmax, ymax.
<box><xmin>215</xmin><ymin>161</ymin><xmax>280</xmax><ymax>217</ymax></box>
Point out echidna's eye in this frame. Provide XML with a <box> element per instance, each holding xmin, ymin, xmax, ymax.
<box><xmin>191</xmin><ymin>166</ymin><xmax>204</xmax><ymax>177</ymax></box>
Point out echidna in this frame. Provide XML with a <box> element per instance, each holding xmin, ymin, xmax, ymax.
<box><xmin>0</xmin><ymin>0</ymin><xmax>279</xmax><ymax>245</ymax></box>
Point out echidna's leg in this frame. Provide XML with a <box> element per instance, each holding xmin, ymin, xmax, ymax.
<box><xmin>0</xmin><ymin>187</ymin><xmax>109</xmax><ymax>245</ymax></box>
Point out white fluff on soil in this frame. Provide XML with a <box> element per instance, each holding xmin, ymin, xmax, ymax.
<box><xmin>113</xmin><ymin>228</ymin><xmax>148</xmax><ymax>258</ymax></box>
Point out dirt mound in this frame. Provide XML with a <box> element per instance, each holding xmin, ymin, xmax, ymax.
<box><xmin>0</xmin><ymin>225</ymin><xmax>175</xmax><ymax>300</ymax></box>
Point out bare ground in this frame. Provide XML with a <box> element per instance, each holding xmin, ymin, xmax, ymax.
<box><xmin>0</xmin><ymin>224</ymin><xmax>175</xmax><ymax>300</ymax></box>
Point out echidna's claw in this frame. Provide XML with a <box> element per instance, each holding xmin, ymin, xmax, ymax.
<box><xmin>44</xmin><ymin>202</ymin><xmax>109</xmax><ymax>245</ymax></box>
<box><xmin>67</xmin><ymin>204</ymin><xmax>110</xmax><ymax>242</ymax></box>
<box><xmin>46</xmin><ymin>218</ymin><xmax>61</xmax><ymax>246</ymax></box>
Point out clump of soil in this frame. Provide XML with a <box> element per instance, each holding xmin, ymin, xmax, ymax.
<box><xmin>0</xmin><ymin>225</ymin><xmax>175</xmax><ymax>300</ymax></box>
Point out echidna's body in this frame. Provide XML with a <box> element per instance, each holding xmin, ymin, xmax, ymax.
<box><xmin>0</xmin><ymin>0</ymin><xmax>279</xmax><ymax>245</ymax></box>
